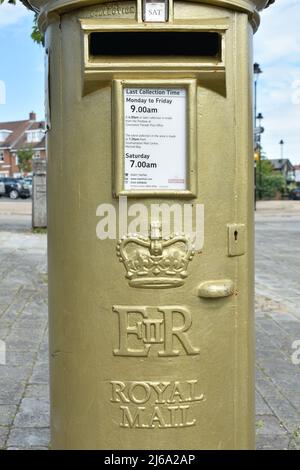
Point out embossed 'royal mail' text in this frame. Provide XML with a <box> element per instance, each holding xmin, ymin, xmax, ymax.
<box><xmin>111</xmin><ymin>380</ymin><xmax>205</xmax><ymax>429</ymax></box>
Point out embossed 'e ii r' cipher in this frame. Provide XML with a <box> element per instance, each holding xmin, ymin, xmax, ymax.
<box><xmin>113</xmin><ymin>305</ymin><xmax>199</xmax><ymax>357</ymax></box>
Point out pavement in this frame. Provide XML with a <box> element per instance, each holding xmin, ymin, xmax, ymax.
<box><xmin>0</xmin><ymin>199</ymin><xmax>32</xmax><ymax>232</ymax></box>
<box><xmin>255</xmin><ymin>201</ymin><xmax>300</xmax><ymax>450</ymax></box>
<box><xmin>0</xmin><ymin>199</ymin><xmax>300</xmax><ymax>450</ymax></box>
<box><xmin>0</xmin><ymin>226</ymin><xmax>49</xmax><ymax>449</ymax></box>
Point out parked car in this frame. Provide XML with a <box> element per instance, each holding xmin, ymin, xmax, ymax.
<box><xmin>22</xmin><ymin>177</ymin><xmax>33</xmax><ymax>196</ymax></box>
<box><xmin>289</xmin><ymin>188</ymin><xmax>300</xmax><ymax>201</ymax></box>
<box><xmin>0</xmin><ymin>177</ymin><xmax>31</xmax><ymax>199</ymax></box>
<box><xmin>0</xmin><ymin>180</ymin><xmax>5</xmax><ymax>196</ymax></box>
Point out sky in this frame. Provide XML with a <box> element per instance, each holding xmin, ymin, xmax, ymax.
<box><xmin>0</xmin><ymin>4</ymin><xmax>44</xmax><ymax>122</ymax></box>
<box><xmin>0</xmin><ymin>1</ymin><xmax>299</xmax><ymax>164</ymax></box>
<box><xmin>254</xmin><ymin>0</ymin><xmax>300</xmax><ymax>164</ymax></box>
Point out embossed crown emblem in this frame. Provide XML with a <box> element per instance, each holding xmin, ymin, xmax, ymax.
<box><xmin>116</xmin><ymin>222</ymin><xmax>195</xmax><ymax>288</ymax></box>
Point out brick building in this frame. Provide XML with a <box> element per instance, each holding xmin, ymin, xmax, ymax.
<box><xmin>0</xmin><ymin>112</ymin><xmax>46</xmax><ymax>177</ymax></box>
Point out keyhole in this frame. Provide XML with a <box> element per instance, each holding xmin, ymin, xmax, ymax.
<box><xmin>234</xmin><ymin>230</ymin><xmax>238</xmax><ymax>242</ymax></box>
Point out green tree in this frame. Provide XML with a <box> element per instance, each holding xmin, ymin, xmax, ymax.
<box><xmin>17</xmin><ymin>148</ymin><xmax>34</xmax><ymax>175</ymax></box>
<box><xmin>0</xmin><ymin>0</ymin><xmax>43</xmax><ymax>45</ymax></box>
<box><xmin>257</xmin><ymin>160</ymin><xmax>286</xmax><ymax>199</ymax></box>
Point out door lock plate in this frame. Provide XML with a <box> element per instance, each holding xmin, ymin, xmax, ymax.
<box><xmin>227</xmin><ymin>223</ymin><xmax>246</xmax><ymax>257</ymax></box>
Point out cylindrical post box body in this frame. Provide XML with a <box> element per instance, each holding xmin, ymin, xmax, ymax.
<box><xmin>26</xmin><ymin>0</ymin><xmax>273</xmax><ymax>450</ymax></box>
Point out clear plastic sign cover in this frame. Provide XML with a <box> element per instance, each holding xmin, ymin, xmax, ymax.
<box><xmin>124</xmin><ymin>87</ymin><xmax>187</xmax><ymax>191</ymax></box>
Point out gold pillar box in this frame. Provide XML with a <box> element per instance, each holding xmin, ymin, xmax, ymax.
<box><xmin>24</xmin><ymin>0</ymin><xmax>274</xmax><ymax>450</ymax></box>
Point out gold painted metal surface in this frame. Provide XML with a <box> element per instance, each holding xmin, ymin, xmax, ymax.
<box><xmin>24</xmin><ymin>0</ymin><xmax>273</xmax><ymax>32</ymax></box>
<box><xmin>21</xmin><ymin>0</ymin><xmax>273</xmax><ymax>450</ymax></box>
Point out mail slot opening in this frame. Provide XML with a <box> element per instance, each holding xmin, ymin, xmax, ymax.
<box><xmin>89</xmin><ymin>32</ymin><xmax>222</xmax><ymax>59</ymax></box>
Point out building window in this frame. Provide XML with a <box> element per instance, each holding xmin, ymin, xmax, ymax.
<box><xmin>26</xmin><ymin>130</ymin><xmax>44</xmax><ymax>143</ymax></box>
<box><xmin>0</xmin><ymin>151</ymin><xmax>4</xmax><ymax>162</ymax></box>
<box><xmin>0</xmin><ymin>130</ymin><xmax>12</xmax><ymax>142</ymax></box>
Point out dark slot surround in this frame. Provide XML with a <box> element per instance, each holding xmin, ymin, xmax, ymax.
<box><xmin>89</xmin><ymin>32</ymin><xmax>221</xmax><ymax>58</ymax></box>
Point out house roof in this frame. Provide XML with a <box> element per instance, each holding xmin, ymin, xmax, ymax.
<box><xmin>269</xmin><ymin>159</ymin><xmax>294</xmax><ymax>171</ymax></box>
<box><xmin>0</xmin><ymin>120</ymin><xmax>30</xmax><ymax>148</ymax></box>
<box><xmin>12</xmin><ymin>133</ymin><xmax>46</xmax><ymax>151</ymax></box>
<box><xmin>0</xmin><ymin>116</ymin><xmax>45</xmax><ymax>151</ymax></box>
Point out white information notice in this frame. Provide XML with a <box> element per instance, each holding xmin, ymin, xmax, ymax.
<box><xmin>124</xmin><ymin>87</ymin><xmax>187</xmax><ymax>191</ymax></box>
<box><xmin>144</xmin><ymin>3</ymin><xmax>167</xmax><ymax>22</ymax></box>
